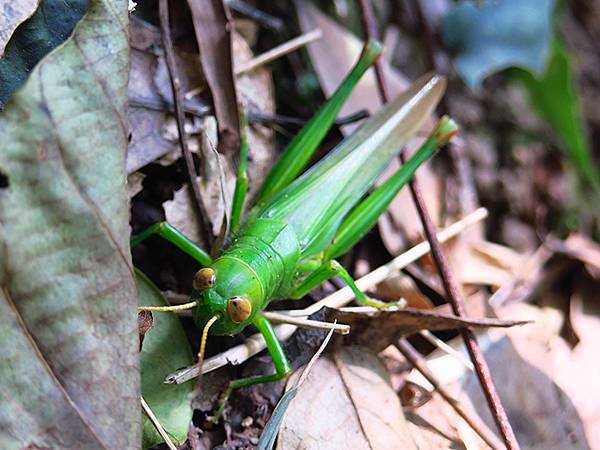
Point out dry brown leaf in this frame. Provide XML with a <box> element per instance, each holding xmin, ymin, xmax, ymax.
<box><xmin>0</xmin><ymin>0</ymin><xmax>39</xmax><ymax>56</ymax></box>
<box><xmin>232</xmin><ymin>32</ymin><xmax>277</xmax><ymax>204</ymax></box>
<box><xmin>405</xmin><ymin>399</ymin><xmax>465</xmax><ymax>449</ymax></box>
<box><xmin>560</xmin><ymin>233</ymin><xmax>600</xmax><ymax>277</ymax></box>
<box><xmin>187</xmin><ymin>0</ymin><xmax>240</xmax><ymax>155</ymax></box>
<box><xmin>409</xmin><ymin>303</ymin><xmax>593</xmax><ymax>449</ymax></box>
<box><xmin>294</xmin><ymin>0</ymin><xmax>441</xmax><ymax>248</ymax></box>
<box><xmin>375</xmin><ymin>272</ymin><xmax>435</xmax><ymax>309</ymax></box>
<box><xmin>127</xmin><ymin>171</ymin><xmax>145</xmax><ymax>199</ymax></box>
<box><xmin>138</xmin><ymin>310</ymin><xmax>153</xmax><ymax>350</ymax></box>
<box><xmin>324</xmin><ymin>306</ymin><xmax>528</xmax><ymax>353</ymax></box>
<box><xmin>460</xmin><ymin>313</ymin><xmax>591</xmax><ymax>450</ymax></box>
<box><xmin>567</xmin><ymin>279</ymin><xmax>600</xmax><ymax>447</ymax></box>
<box><xmin>277</xmin><ymin>346</ymin><xmax>417</xmax><ymax>450</ymax></box>
<box><xmin>127</xmin><ymin>17</ymin><xmax>176</xmax><ymax>173</ymax></box>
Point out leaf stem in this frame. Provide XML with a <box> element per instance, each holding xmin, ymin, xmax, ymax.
<box><xmin>141</xmin><ymin>396</ymin><xmax>177</xmax><ymax>450</ymax></box>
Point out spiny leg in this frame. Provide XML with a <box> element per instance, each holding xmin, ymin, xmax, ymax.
<box><xmin>291</xmin><ymin>259</ymin><xmax>397</xmax><ymax>309</ymax></box>
<box><xmin>131</xmin><ymin>221</ymin><xmax>212</xmax><ymax>267</ymax></box>
<box><xmin>210</xmin><ymin>315</ymin><xmax>291</xmax><ymax>422</ymax></box>
<box><xmin>324</xmin><ymin>116</ymin><xmax>458</xmax><ymax>260</ymax></box>
<box><xmin>229</xmin><ymin>113</ymin><xmax>249</xmax><ymax>234</ymax></box>
<box><xmin>256</xmin><ymin>39</ymin><xmax>383</xmax><ymax>205</ymax></box>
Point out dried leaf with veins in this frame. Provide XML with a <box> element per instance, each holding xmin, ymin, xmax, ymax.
<box><xmin>0</xmin><ymin>0</ymin><xmax>138</xmax><ymax>447</ymax></box>
<box><xmin>277</xmin><ymin>347</ymin><xmax>417</xmax><ymax>450</ymax></box>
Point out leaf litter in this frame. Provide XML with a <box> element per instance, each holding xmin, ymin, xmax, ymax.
<box><xmin>3</xmin><ymin>0</ymin><xmax>600</xmax><ymax>449</ymax></box>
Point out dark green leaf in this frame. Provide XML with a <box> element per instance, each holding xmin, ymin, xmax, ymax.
<box><xmin>511</xmin><ymin>40</ymin><xmax>600</xmax><ymax>191</ymax></box>
<box><xmin>257</xmin><ymin>388</ymin><xmax>298</xmax><ymax>450</ymax></box>
<box><xmin>0</xmin><ymin>0</ymin><xmax>87</xmax><ymax>106</ymax></box>
<box><xmin>0</xmin><ymin>0</ymin><xmax>137</xmax><ymax>448</ymax></box>
<box><xmin>138</xmin><ymin>270</ymin><xmax>194</xmax><ymax>449</ymax></box>
<box><xmin>441</xmin><ymin>0</ymin><xmax>554</xmax><ymax>87</ymax></box>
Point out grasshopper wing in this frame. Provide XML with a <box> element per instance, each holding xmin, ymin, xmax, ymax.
<box><xmin>257</xmin><ymin>73</ymin><xmax>446</xmax><ymax>258</ymax></box>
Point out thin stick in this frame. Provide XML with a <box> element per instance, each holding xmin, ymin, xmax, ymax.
<box><xmin>138</xmin><ymin>300</ymin><xmax>197</xmax><ymax>312</ymax></box>
<box><xmin>165</xmin><ymin>209</ymin><xmax>486</xmax><ymax>384</ymax></box>
<box><xmin>297</xmin><ymin>324</ymin><xmax>336</xmax><ymax>386</ymax></box>
<box><xmin>357</xmin><ymin>1</ymin><xmax>520</xmax><ymax>448</ymax></box>
<box><xmin>396</xmin><ymin>340</ymin><xmax>505</xmax><ymax>450</ymax></box>
<box><xmin>159</xmin><ymin>0</ymin><xmax>213</xmax><ymax>246</ymax></box>
<box><xmin>262</xmin><ymin>311</ymin><xmax>350</xmax><ymax>334</ymax></box>
<box><xmin>419</xmin><ymin>330</ymin><xmax>474</xmax><ymax>371</ymax></box>
<box><xmin>185</xmin><ymin>29</ymin><xmax>323</xmax><ymax>99</ymax></box>
<box><xmin>141</xmin><ymin>396</ymin><xmax>178</xmax><ymax>450</ymax></box>
<box><xmin>236</xmin><ymin>29</ymin><xmax>322</xmax><ymax>75</ymax></box>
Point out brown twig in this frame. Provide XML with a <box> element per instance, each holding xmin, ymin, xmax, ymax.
<box><xmin>397</xmin><ymin>340</ymin><xmax>505</xmax><ymax>450</ymax></box>
<box><xmin>128</xmin><ymin>95</ymin><xmax>370</xmax><ymax>129</ymax></box>
<box><xmin>356</xmin><ymin>1</ymin><xmax>520</xmax><ymax>448</ymax></box>
<box><xmin>158</xmin><ymin>0</ymin><xmax>213</xmax><ymax>246</ymax></box>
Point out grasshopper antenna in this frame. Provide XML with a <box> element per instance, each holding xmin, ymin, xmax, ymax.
<box><xmin>198</xmin><ymin>314</ymin><xmax>220</xmax><ymax>372</ymax></box>
<box><xmin>193</xmin><ymin>314</ymin><xmax>220</xmax><ymax>403</ymax></box>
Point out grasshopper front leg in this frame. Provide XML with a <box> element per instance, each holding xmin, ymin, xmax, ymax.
<box><xmin>131</xmin><ymin>221</ymin><xmax>213</xmax><ymax>267</ymax></box>
<box><xmin>132</xmin><ymin>222</ymin><xmax>212</xmax><ymax>312</ymax></box>
<box><xmin>210</xmin><ymin>315</ymin><xmax>292</xmax><ymax>422</ymax></box>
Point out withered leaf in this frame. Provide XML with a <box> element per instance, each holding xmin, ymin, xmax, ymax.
<box><xmin>187</xmin><ymin>0</ymin><xmax>240</xmax><ymax>155</ymax></box>
<box><xmin>277</xmin><ymin>347</ymin><xmax>417</xmax><ymax>450</ymax></box>
<box><xmin>0</xmin><ymin>0</ymin><xmax>138</xmax><ymax>447</ymax></box>
<box><xmin>324</xmin><ymin>306</ymin><xmax>529</xmax><ymax>352</ymax></box>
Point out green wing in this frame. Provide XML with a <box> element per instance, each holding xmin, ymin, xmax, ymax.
<box><xmin>255</xmin><ymin>73</ymin><xmax>446</xmax><ymax>258</ymax></box>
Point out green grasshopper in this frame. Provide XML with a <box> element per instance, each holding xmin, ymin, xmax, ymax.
<box><xmin>134</xmin><ymin>39</ymin><xmax>456</xmax><ymax>418</ymax></box>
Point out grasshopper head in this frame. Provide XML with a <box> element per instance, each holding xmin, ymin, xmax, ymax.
<box><xmin>192</xmin><ymin>258</ymin><xmax>263</xmax><ymax>336</ymax></box>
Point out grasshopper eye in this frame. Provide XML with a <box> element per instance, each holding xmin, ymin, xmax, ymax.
<box><xmin>193</xmin><ymin>268</ymin><xmax>216</xmax><ymax>291</ymax></box>
<box><xmin>227</xmin><ymin>297</ymin><xmax>252</xmax><ymax>323</ymax></box>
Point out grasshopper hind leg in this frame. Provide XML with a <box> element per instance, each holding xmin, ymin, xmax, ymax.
<box><xmin>291</xmin><ymin>259</ymin><xmax>405</xmax><ymax>309</ymax></box>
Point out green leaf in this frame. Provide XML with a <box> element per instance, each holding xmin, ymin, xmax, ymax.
<box><xmin>138</xmin><ymin>270</ymin><xmax>194</xmax><ymax>449</ymax></box>
<box><xmin>441</xmin><ymin>0</ymin><xmax>554</xmax><ymax>87</ymax></box>
<box><xmin>0</xmin><ymin>0</ymin><xmax>87</xmax><ymax>106</ymax></box>
<box><xmin>511</xmin><ymin>40</ymin><xmax>600</xmax><ymax>192</ymax></box>
<box><xmin>0</xmin><ymin>1</ymin><xmax>138</xmax><ymax>448</ymax></box>
<box><xmin>257</xmin><ymin>388</ymin><xmax>298</xmax><ymax>450</ymax></box>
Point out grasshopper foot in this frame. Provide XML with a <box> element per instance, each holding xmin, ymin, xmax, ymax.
<box><xmin>363</xmin><ymin>296</ymin><xmax>407</xmax><ymax>310</ymax></box>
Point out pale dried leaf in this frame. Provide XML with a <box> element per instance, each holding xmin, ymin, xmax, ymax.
<box><xmin>127</xmin><ymin>17</ymin><xmax>175</xmax><ymax>173</ymax></box>
<box><xmin>187</xmin><ymin>0</ymin><xmax>240</xmax><ymax>154</ymax></box>
<box><xmin>410</xmin><ymin>303</ymin><xmax>592</xmax><ymax>449</ymax></box>
<box><xmin>277</xmin><ymin>347</ymin><xmax>416</xmax><ymax>450</ymax></box>
<box><xmin>127</xmin><ymin>171</ymin><xmax>145</xmax><ymax>199</ymax></box>
<box><xmin>561</xmin><ymin>233</ymin><xmax>600</xmax><ymax>277</ymax></box>
<box><xmin>164</xmin><ymin>181</ymin><xmax>203</xmax><ymax>245</ymax></box>
<box><xmin>0</xmin><ymin>0</ymin><xmax>138</xmax><ymax>447</ymax></box>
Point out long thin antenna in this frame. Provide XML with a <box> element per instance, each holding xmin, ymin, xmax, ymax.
<box><xmin>198</xmin><ymin>315</ymin><xmax>220</xmax><ymax>369</ymax></box>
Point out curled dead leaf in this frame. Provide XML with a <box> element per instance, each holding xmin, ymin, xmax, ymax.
<box><xmin>138</xmin><ymin>310</ymin><xmax>154</xmax><ymax>350</ymax></box>
<box><xmin>324</xmin><ymin>306</ymin><xmax>529</xmax><ymax>352</ymax></box>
